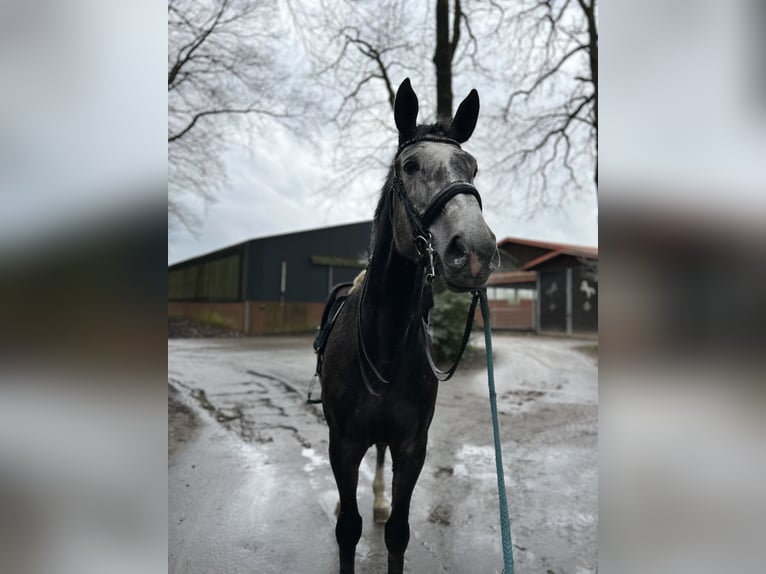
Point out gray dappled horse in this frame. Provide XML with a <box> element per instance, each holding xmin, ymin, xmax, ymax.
<box><xmin>320</xmin><ymin>78</ymin><xmax>499</xmax><ymax>574</ymax></box>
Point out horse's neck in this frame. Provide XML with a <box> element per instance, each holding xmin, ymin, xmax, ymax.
<box><xmin>363</xmin><ymin>231</ymin><xmax>424</xmax><ymax>361</ymax></box>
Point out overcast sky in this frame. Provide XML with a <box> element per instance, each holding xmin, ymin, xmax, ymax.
<box><xmin>167</xmin><ymin>118</ymin><xmax>599</xmax><ymax>266</ymax></box>
<box><xmin>167</xmin><ymin>132</ymin><xmax>598</xmax><ymax>265</ymax></box>
<box><xmin>167</xmin><ymin>1</ymin><xmax>599</xmax><ymax>265</ymax></box>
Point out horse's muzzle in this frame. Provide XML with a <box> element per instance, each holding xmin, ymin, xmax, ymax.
<box><xmin>441</xmin><ymin>237</ymin><xmax>500</xmax><ymax>290</ymax></box>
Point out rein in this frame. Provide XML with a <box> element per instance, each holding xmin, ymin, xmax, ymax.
<box><xmin>422</xmin><ymin>290</ymin><xmax>480</xmax><ymax>381</ymax></box>
<box><xmin>478</xmin><ymin>288</ymin><xmax>516</xmax><ymax>574</ymax></box>
<box><xmin>356</xmin><ymin>135</ymin><xmax>485</xmax><ymax>394</ymax></box>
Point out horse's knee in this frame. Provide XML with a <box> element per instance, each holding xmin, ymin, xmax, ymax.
<box><xmin>336</xmin><ymin>510</ymin><xmax>363</xmax><ymax>549</ymax></box>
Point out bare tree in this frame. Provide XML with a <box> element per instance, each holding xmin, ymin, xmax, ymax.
<box><xmin>168</xmin><ymin>0</ymin><xmax>293</xmax><ymax>231</ymax></box>
<box><xmin>432</xmin><ymin>0</ymin><xmax>491</xmax><ymax>121</ymax></box>
<box><xmin>287</xmin><ymin>0</ymin><xmax>596</xmax><ymax>214</ymax></box>
<box><xmin>433</xmin><ymin>0</ymin><xmax>462</xmax><ymax>121</ymax></box>
<box><xmin>494</xmin><ymin>0</ymin><xmax>598</xmax><ymax>210</ymax></box>
<box><xmin>285</xmin><ymin>0</ymin><xmax>501</xmax><ymax>203</ymax></box>
<box><xmin>284</xmin><ymin>1</ymin><xmax>422</xmax><ymax>199</ymax></box>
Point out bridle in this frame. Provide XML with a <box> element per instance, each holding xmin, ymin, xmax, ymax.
<box><xmin>357</xmin><ymin>135</ymin><xmax>485</xmax><ymax>395</ymax></box>
<box><xmin>390</xmin><ymin>136</ymin><xmax>483</xmax><ymax>280</ymax></box>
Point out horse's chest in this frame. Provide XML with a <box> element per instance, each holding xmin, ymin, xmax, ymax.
<box><xmin>353</xmin><ymin>386</ymin><xmax>438</xmax><ymax>442</ymax></box>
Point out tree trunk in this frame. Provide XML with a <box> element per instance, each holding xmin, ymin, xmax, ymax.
<box><xmin>584</xmin><ymin>0</ymin><xmax>598</xmax><ymax>188</ymax></box>
<box><xmin>433</xmin><ymin>0</ymin><xmax>460</xmax><ymax>122</ymax></box>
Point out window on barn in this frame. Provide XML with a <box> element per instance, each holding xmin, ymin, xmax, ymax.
<box><xmin>487</xmin><ymin>286</ymin><xmax>537</xmax><ymax>304</ymax></box>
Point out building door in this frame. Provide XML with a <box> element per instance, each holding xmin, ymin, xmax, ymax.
<box><xmin>572</xmin><ymin>268</ymin><xmax>598</xmax><ymax>332</ymax></box>
<box><xmin>539</xmin><ymin>270</ymin><xmax>567</xmax><ymax>332</ymax></box>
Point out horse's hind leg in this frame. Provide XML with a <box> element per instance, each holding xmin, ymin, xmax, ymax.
<box><xmin>329</xmin><ymin>434</ymin><xmax>366</xmax><ymax>574</ymax></box>
<box><xmin>373</xmin><ymin>443</ymin><xmax>390</xmax><ymax>524</ymax></box>
<box><xmin>385</xmin><ymin>438</ymin><xmax>427</xmax><ymax>574</ymax></box>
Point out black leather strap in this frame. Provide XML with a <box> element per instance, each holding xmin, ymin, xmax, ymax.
<box><xmin>422</xmin><ymin>289</ymin><xmax>480</xmax><ymax>381</ymax></box>
<box><xmin>420</xmin><ymin>182</ymin><xmax>482</xmax><ymax>229</ymax></box>
<box><xmin>397</xmin><ymin>135</ymin><xmax>460</xmax><ymax>156</ymax></box>
<box><xmin>356</xmin><ymin>278</ymin><xmax>390</xmax><ymax>396</ymax></box>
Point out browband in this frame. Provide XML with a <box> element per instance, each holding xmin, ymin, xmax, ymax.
<box><xmin>397</xmin><ymin>135</ymin><xmax>461</xmax><ymax>156</ymax></box>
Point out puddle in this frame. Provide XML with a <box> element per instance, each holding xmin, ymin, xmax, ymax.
<box><xmin>301</xmin><ymin>447</ymin><xmax>327</xmax><ymax>473</ymax></box>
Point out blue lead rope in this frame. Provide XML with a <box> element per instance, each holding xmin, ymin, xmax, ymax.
<box><xmin>477</xmin><ymin>288</ymin><xmax>515</xmax><ymax>574</ymax></box>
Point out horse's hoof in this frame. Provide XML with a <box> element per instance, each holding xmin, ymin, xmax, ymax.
<box><xmin>374</xmin><ymin>504</ymin><xmax>390</xmax><ymax>524</ymax></box>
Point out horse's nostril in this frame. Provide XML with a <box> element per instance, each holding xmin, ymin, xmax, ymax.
<box><xmin>445</xmin><ymin>236</ymin><xmax>470</xmax><ymax>268</ymax></box>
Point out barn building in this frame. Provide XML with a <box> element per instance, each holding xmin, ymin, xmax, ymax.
<box><xmin>487</xmin><ymin>237</ymin><xmax>598</xmax><ymax>334</ymax></box>
<box><xmin>168</xmin><ymin>224</ymin><xmax>597</xmax><ymax>336</ymax></box>
<box><xmin>168</xmin><ymin>221</ymin><xmax>372</xmax><ymax>335</ymax></box>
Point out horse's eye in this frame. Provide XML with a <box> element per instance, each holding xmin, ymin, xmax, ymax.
<box><xmin>473</xmin><ymin>166</ymin><xmax>478</xmax><ymax>178</ymax></box>
<box><xmin>403</xmin><ymin>160</ymin><xmax>419</xmax><ymax>175</ymax></box>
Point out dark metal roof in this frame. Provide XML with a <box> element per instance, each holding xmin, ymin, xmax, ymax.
<box><xmin>169</xmin><ymin>220</ymin><xmax>373</xmax><ymax>270</ymax></box>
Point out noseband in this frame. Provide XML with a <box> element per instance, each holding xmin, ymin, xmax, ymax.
<box><xmin>356</xmin><ymin>135</ymin><xmax>485</xmax><ymax>395</ymax></box>
<box><xmin>391</xmin><ymin>136</ymin><xmax>483</xmax><ymax>280</ymax></box>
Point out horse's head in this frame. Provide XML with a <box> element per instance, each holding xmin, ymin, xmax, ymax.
<box><xmin>389</xmin><ymin>78</ymin><xmax>500</xmax><ymax>291</ymax></box>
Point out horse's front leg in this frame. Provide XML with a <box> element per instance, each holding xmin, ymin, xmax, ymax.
<box><xmin>373</xmin><ymin>442</ymin><xmax>391</xmax><ymax>523</ymax></box>
<box><xmin>329</xmin><ymin>433</ymin><xmax>367</xmax><ymax>574</ymax></box>
<box><xmin>385</xmin><ymin>437</ymin><xmax>428</xmax><ymax>574</ymax></box>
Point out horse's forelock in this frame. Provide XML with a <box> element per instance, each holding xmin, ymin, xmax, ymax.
<box><xmin>413</xmin><ymin>122</ymin><xmax>451</xmax><ymax>141</ymax></box>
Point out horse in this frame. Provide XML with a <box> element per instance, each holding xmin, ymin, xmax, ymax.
<box><xmin>320</xmin><ymin>78</ymin><xmax>500</xmax><ymax>574</ymax></box>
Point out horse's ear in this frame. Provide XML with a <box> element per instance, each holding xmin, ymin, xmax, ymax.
<box><xmin>394</xmin><ymin>78</ymin><xmax>419</xmax><ymax>141</ymax></box>
<box><xmin>448</xmin><ymin>89</ymin><xmax>480</xmax><ymax>143</ymax></box>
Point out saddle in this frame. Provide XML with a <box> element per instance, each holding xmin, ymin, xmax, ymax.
<box><xmin>307</xmin><ymin>281</ymin><xmax>354</xmax><ymax>404</ymax></box>
<box><xmin>313</xmin><ymin>282</ymin><xmax>353</xmax><ymax>354</ymax></box>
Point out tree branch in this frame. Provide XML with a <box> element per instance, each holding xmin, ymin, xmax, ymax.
<box><xmin>169</xmin><ymin>105</ymin><xmax>287</xmax><ymax>143</ymax></box>
<box><xmin>352</xmin><ymin>43</ymin><xmax>396</xmax><ymax>110</ymax></box>
<box><xmin>503</xmin><ymin>43</ymin><xmax>588</xmax><ymax>118</ymax></box>
<box><xmin>168</xmin><ymin>0</ymin><xmax>230</xmax><ymax>89</ymax></box>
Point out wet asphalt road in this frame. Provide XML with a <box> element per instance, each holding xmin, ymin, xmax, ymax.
<box><xmin>168</xmin><ymin>334</ymin><xmax>597</xmax><ymax>574</ymax></box>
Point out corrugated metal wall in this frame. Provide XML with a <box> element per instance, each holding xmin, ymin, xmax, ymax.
<box><xmin>243</xmin><ymin>222</ymin><xmax>371</xmax><ymax>302</ymax></box>
<box><xmin>168</xmin><ymin>222</ymin><xmax>372</xmax><ymax>304</ymax></box>
<box><xmin>168</xmin><ymin>250</ymin><xmax>242</xmax><ymax>301</ymax></box>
